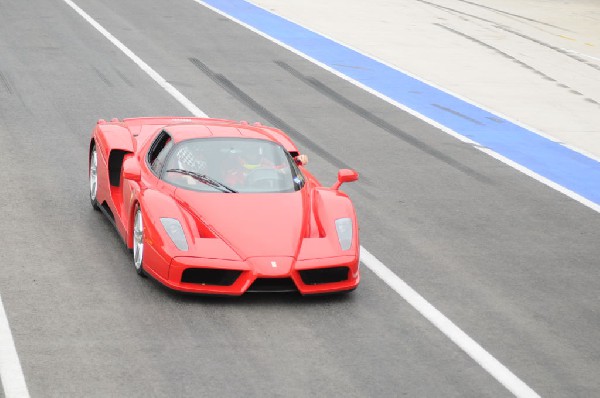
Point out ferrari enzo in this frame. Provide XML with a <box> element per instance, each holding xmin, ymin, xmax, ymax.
<box><xmin>89</xmin><ymin>117</ymin><xmax>359</xmax><ymax>295</ymax></box>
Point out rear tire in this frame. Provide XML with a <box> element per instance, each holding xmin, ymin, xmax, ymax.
<box><xmin>133</xmin><ymin>205</ymin><xmax>146</xmax><ymax>277</ymax></box>
<box><xmin>89</xmin><ymin>144</ymin><xmax>100</xmax><ymax>211</ymax></box>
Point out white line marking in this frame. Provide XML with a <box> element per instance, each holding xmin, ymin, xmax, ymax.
<box><xmin>476</xmin><ymin>146</ymin><xmax>600</xmax><ymax>213</ymax></box>
<box><xmin>360</xmin><ymin>248</ymin><xmax>539</xmax><ymax>398</ymax></box>
<box><xmin>62</xmin><ymin>0</ymin><xmax>207</xmax><ymax>118</ymax></box>
<box><xmin>60</xmin><ymin>1</ymin><xmax>543</xmax><ymax>397</ymax></box>
<box><xmin>0</xmin><ymin>295</ymin><xmax>30</xmax><ymax>398</ymax></box>
<box><xmin>193</xmin><ymin>0</ymin><xmax>600</xmax><ymax>211</ymax></box>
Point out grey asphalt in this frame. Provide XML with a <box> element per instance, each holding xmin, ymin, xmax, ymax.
<box><xmin>0</xmin><ymin>0</ymin><xmax>599</xmax><ymax>397</ymax></box>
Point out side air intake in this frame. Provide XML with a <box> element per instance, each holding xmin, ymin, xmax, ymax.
<box><xmin>181</xmin><ymin>268</ymin><xmax>241</xmax><ymax>286</ymax></box>
<box><xmin>299</xmin><ymin>267</ymin><xmax>349</xmax><ymax>285</ymax></box>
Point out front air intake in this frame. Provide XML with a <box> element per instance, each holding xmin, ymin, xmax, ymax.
<box><xmin>181</xmin><ymin>268</ymin><xmax>241</xmax><ymax>286</ymax></box>
<box><xmin>299</xmin><ymin>267</ymin><xmax>349</xmax><ymax>285</ymax></box>
<box><xmin>247</xmin><ymin>278</ymin><xmax>297</xmax><ymax>292</ymax></box>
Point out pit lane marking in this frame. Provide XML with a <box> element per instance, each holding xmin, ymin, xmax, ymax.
<box><xmin>58</xmin><ymin>1</ymin><xmax>540</xmax><ymax>397</ymax></box>
<box><xmin>192</xmin><ymin>0</ymin><xmax>600</xmax><ymax>214</ymax></box>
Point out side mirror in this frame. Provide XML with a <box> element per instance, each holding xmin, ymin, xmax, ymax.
<box><xmin>123</xmin><ymin>156</ymin><xmax>141</xmax><ymax>181</ymax></box>
<box><xmin>331</xmin><ymin>169</ymin><xmax>359</xmax><ymax>190</ymax></box>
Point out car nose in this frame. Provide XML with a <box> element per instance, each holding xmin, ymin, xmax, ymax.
<box><xmin>246</xmin><ymin>256</ymin><xmax>294</xmax><ymax>277</ymax></box>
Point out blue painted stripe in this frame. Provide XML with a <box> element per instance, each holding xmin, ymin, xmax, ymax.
<box><xmin>203</xmin><ymin>0</ymin><xmax>600</xmax><ymax>205</ymax></box>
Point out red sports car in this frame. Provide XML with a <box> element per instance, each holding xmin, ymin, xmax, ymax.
<box><xmin>89</xmin><ymin>117</ymin><xmax>359</xmax><ymax>295</ymax></box>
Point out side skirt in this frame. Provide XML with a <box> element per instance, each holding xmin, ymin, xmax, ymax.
<box><xmin>99</xmin><ymin>201</ymin><xmax>128</xmax><ymax>247</ymax></box>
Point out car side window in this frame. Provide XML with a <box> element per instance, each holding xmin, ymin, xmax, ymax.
<box><xmin>148</xmin><ymin>131</ymin><xmax>173</xmax><ymax>175</ymax></box>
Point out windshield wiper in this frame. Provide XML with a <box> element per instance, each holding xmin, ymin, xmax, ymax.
<box><xmin>166</xmin><ymin>169</ymin><xmax>238</xmax><ymax>193</ymax></box>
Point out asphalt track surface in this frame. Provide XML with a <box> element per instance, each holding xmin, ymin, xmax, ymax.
<box><xmin>0</xmin><ymin>0</ymin><xmax>599</xmax><ymax>397</ymax></box>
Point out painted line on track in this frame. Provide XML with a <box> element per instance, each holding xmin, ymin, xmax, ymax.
<box><xmin>0</xmin><ymin>2</ymin><xmax>210</xmax><ymax>398</ymax></box>
<box><xmin>0</xmin><ymin>295</ymin><xmax>30</xmax><ymax>398</ymax></box>
<box><xmin>361</xmin><ymin>248</ymin><xmax>539</xmax><ymax>398</ymax></box>
<box><xmin>192</xmin><ymin>0</ymin><xmax>600</xmax><ymax>214</ymax></box>
<box><xmin>57</xmin><ymin>1</ymin><xmax>541</xmax><ymax>397</ymax></box>
<box><xmin>63</xmin><ymin>0</ymin><xmax>207</xmax><ymax>119</ymax></box>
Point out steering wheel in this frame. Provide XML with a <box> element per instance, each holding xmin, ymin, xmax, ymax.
<box><xmin>245</xmin><ymin>168</ymin><xmax>285</xmax><ymax>190</ymax></box>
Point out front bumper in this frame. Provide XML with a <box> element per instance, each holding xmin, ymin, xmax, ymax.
<box><xmin>146</xmin><ymin>254</ymin><xmax>359</xmax><ymax>295</ymax></box>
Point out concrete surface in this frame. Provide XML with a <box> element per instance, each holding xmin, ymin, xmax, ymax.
<box><xmin>248</xmin><ymin>0</ymin><xmax>600</xmax><ymax>158</ymax></box>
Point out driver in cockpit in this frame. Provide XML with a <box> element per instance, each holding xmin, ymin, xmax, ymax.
<box><xmin>223</xmin><ymin>144</ymin><xmax>308</xmax><ymax>187</ymax></box>
<box><xmin>224</xmin><ymin>145</ymin><xmax>271</xmax><ymax>186</ymax></box>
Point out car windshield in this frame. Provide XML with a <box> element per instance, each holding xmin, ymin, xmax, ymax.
<box><xmin>161</xmin><ymin>138</ymin><xmax>304</xmax><ymax>193</ymax></box>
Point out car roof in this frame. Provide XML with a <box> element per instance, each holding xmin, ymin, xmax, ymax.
<box><xmin>164</xmin><ymin>121</ymin><xmax>298</xmax><ymax>153</ymax></box>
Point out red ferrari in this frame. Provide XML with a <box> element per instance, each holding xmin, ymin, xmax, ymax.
<box><xmin>89</xmin><ymin>117</ymin><xmax>359</xmax><ymax>295</ymax></box>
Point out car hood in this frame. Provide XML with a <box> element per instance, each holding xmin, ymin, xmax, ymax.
<box><xmin>174</xmin><ymin>189</ymin><xmax>307</xmax><ymax>259</ymax></box>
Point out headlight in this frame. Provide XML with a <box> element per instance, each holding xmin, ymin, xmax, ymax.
<box><xmin>335</xmin><ymin>218</ymin><xmax>353</xmax><ymax>251</ymax></box>
<box><xmin>160</xmin><ymin>218</ymin><xmax>188</xmax><ymax>251</ymax></box>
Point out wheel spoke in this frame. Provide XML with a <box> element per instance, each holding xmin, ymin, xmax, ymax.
<box><xmin>90</xmin><ymin>150</ymin><xmax>98</xmax><ymax>201</ymax></box>
<box><xmin>133</xmin><ymin>210</ymin><xmax>144</xmax><ymax>271</ymax></box>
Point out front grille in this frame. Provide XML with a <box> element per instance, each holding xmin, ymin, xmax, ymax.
<box><xmin>247</xmin><ymin>278</ymin><xmax>297</xmax><ymax>292</ymax></box>
<box><xmin>181</xmin><ymin>268</ymin><xmax>241</xmax><ymax>286</ymax></box>
<box><xmin>299</xmin><ymin>267</ymin><xmax>349</xmax><ymax>285</ymax></box>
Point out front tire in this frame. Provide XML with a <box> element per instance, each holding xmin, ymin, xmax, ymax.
<box><xmin>89</xmin><ymin>144</ymin><xmax>100</xmax><ymax>210</ymax></box>
<box><xmin>133</xmin><ymin>205</ymin><xmax>146</xmax><ymax>277</ymax></box>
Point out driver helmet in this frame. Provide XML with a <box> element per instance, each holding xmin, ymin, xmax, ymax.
<box><xmin>241</xmin><ymin>145</ymin><xmax>264</xmax><ymax>170</ymax></box>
